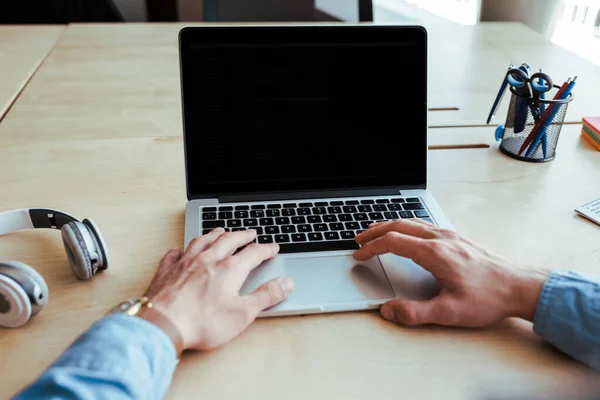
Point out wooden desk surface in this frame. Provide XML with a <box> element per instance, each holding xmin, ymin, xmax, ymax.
<box><xmin>1</xmin><ymin>22</ymin><xmax>600</xmax><ymax>399</ymax></box>
<box><xmin>0</xmin><ymin>25</ymin><xmax>65</xmax><ymax>121</ymax></box>
<box><xmin>1</xmin><ymin>123</ymin><xmax>599</xmax><ymax>399</ymax></box>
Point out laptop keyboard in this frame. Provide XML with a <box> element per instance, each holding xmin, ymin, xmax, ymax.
<box><xmin>200</xmin><ymin>197</ymin><xmax>433</xmax><ymax>254</ymax></box>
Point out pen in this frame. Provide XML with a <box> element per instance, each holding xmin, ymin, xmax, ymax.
<box><xmin>522</xmin><ymin>77</ymin><xmax>576</xmax><ymax>157</ymax></box>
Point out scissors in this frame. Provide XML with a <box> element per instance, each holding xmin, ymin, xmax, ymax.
<box><xmin>507</xmin><ymin>67</ymin><xmax>553</xmax><ymax>108</ymax></box>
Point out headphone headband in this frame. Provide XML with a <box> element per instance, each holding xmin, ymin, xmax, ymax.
<box><xmin>0</xmin><ymin>209</ymin><xmax>80</xmax><ymax>235</ymax></box>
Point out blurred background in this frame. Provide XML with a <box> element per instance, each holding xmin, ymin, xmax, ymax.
<box><xmin>1</xmin><ymin>0</ymin><xmax>599</xmax><ymax>66</ymax></box>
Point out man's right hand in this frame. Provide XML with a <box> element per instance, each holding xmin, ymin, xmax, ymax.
<box><xmin>354</xmin><ymin>219</ymin><xmax>550</xmax><ymax>327</ymax></box>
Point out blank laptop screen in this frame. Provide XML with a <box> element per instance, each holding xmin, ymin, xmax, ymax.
<box><xmin>179</xmin><ymin>25</ymin><xmax>427</xmax><ymax>198</ymax></box>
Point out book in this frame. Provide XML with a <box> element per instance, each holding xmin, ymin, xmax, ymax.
<box><xmin>582</xmin><ymin>125</ymin><xmax>600</xmax><ymax>151</ymax></box>
<box><xmin>583</xmin><ymin>116</ymin><xmax>600</xmax><ymax>136</ymax></box>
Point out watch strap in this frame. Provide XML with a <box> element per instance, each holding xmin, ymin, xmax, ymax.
<box><xmin>137</xmin><ymin>302</ymin><xmax>184</xmax><ymax>358</ymax></box>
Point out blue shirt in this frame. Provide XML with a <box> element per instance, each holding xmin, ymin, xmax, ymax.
<box><xmin>13</xmin><ymin>270</ymin><xmax>600</xmax><ymax>399</ymax></box>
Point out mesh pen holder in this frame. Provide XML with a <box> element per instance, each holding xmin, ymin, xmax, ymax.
<box><xmin>498</xmin><ymin>85</ymin><xmax>573</xmax><ymax>162</ymax></box>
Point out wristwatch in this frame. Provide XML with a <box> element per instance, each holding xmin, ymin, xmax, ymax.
<box><xmin>108</xmin><ymin>296</ymin><xmax>184</xmax><ymax>357</ymax></box>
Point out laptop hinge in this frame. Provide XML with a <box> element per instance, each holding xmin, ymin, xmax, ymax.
<box><xmin>214</xmin><ymin>186</ymin><xmax>424</xmax><ymax>203</ymax></box>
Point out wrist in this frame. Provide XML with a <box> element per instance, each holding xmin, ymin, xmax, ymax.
<box><xmin>509</xmin><ymin>267</ymin><xmax>550</xmax><ymax>322</ymax></box>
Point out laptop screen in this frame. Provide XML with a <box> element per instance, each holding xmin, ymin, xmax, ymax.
<box><xmin>179</xmin><ymin>25</ymin><xmax>427</xmax><ymax>198</ymax></box>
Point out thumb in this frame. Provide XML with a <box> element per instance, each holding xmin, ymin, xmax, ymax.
<box><xmin>245</xmin><ymin>277</ymin><xmax>295</xmax><ymax>314</ymax></box>
<box><xmin>159</xmin><ymin>248</ymin><xmax>182</xmax><ymax>269</ymax></box>
<box><xmin>380</xmin><ymin>298</ymin><xmax>443</xmax><ymax>326</ymax></box>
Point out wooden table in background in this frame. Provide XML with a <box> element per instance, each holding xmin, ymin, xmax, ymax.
<box><xmin>0</xmin><ymin>25</ymin><xmax>65</xmax><ymax>120</ymax></box>
<box><xmin>0</xmin><ymin>23</ymin><xmax>599</xmax><ymax>400</ymax></box>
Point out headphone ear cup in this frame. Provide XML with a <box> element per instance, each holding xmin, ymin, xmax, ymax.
<box><xmin>61</xmin><ymin>222</ymin><xmax>94</xmax><ymax>280</ymax></box>
<box><xmin>0</xmin><ymin>261</ymin><xmax>49</xmax><ymax>327</ymax></box>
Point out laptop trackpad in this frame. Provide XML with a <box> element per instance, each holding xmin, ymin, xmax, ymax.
<box><xmin>240</xmin><ymin>254</ymin><xmax>395</xmax><ymax>309</ymax></box>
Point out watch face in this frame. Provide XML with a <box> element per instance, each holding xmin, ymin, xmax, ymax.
<box><xmin>109</xmin><ymin>300</ymin><xmax>135</xmax><ymax>314</ymax></box>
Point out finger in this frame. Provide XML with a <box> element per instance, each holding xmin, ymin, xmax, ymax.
<box><xmin>226</xmin><ymin>242</ymin><xmax>280</xmax><ymax>276</ymax></box>
<box><xmin>355</xmin><ymin>219</ymin><xmax>437</xmax><ymax>245</ymax></box>
<box><xmin>204</xmin><ymin>229</ymin><xmax>258</xmax><ymax>260</ymax></box>
<box><xmin>184</xmin><ymin>227</ymin><xmax>226</xmax><ymax>258</ymax></box>
<box><xmin>159</xmin><ymin>247</ymin><xmax>183</xmax><ymax>268</ymax></box>
<box><xmin>353</xmin><ymin>231</ymin><xmax>424</xmax><ymax>261</ymax></box>
<box><xmin>380</xmin><ymin>298</ymin><xmax>443</xmax><ymax>326</ymax></box>
<box><xmin>407</xmin><ymin>217</ymin><xmax>436</xmax><ymax>227</ymax></box>
<box><xmin>244</xmin><ymin>277</ymin><xmax>295</xmax><ymax>314</ymax></box>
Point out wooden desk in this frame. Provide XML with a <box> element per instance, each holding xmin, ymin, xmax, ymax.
<box><xmin>1</xmin><ymin>23</ymin><xmax>600</xmax><ymax>399</ymax></box>
<box><xmin>0</xmin><ymin>25</ymin><xmax>65</xmax><ymax>121</ymax></box>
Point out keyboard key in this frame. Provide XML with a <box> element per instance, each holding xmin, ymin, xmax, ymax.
<box><xmin>258</xmin><ymin>235</ymin><xmax>273</xmax><ymax>243</ymax></box>
<box><xmin>265</xmin><ymin>226</ymin><xmax>280</xmax><ymax>234</ymax></box>
<box><xmin>203</xmin><ymin>207</ymin><xmax>217</xmax><ymax>212</ymax></box>
<box><xmin>338</xmin><ymin>214</ymin><xmax>352</xmax><ymax>222</ymax></box>
<box><xmin>283</xmin><ymin>203</ymin><xmax>297</xmax><ymax>208</ymax></box>
<box><xmin>307</xmin><ymin>215</ymin><xmax>322</xmax><ymax>223</ymax></box>
<box><xmin>281</xmin><ymin>225</ymin><xmax>296</xmax><ymax>233</ymax></box>
<box><xmin>315</xmin><ymin>201</ymin><xmax>328</xmax><ymax>206</ymax></box>
<box><xmin>376</xmin><ymin>199</ymin><xmax>390</xmax><ymax>203</ymax></box>
<box><xmin>235</xmin><ymin>205</ymin><xmax>249</xmax><ymax>210</ymax></box>
<box><xmin>391</xmin><ymin>198</ymin><xmax>405</xmax><ymax>203</ymax></box>
<box><xmin>361</xmin><ymin>221</ymin><xmax>372</xmax><ymax>229</ymax></box>
<box><xmin>356</xmin><ymin>230</ymin><xmax>366</xmax><ymax>235</ymax></box>
<box><xmin>384</xmin><ymin>211</ymin><xmax>399</xmax><ymax>220</ymax></box>
<box><xmin>292</xmin><ymin>233</ymin><xmax>306</xmax><ymax>242</ymax></box>
<box><xmin>308</xmin><ymin>232</ymin><xmax>324</xmax><ymax>241</ymax></box>
<box><xmin>278</xmin><ymin>240</ymin><xmax>359</xmax><ymax>254</ymax></box>
<box><xmin>343</xmin><ymin>206</ymin><xmax>357</xmax><ymax>213</ymax></box>
<box><xmin>421</xmin><ymin>217</ymin><xmax>434</xmax><ymax>224</ymax></box>
<box><xmin>323</xmin><ymin>215</ymin><xmax>337</xmax><ymax>223</ymax></box>
<box><xmin>267</xmin><ymin>204</ymin><xmax>281</xmax><ymax>209</ymax></box>
<box><xmin>203</xmin><ymin>220</ymin><xmax>225</xmax><ymax>228</ymax></box>
<box><xmin>388</xmin><ymin>204</ymin><xmax>402</xmax><ymax>211</ymax></box>
<box><xmin>248</xmin><ymin>227</ymin><xmax>264</xmax><ymax>235</ymax></box>
<box><xmin>202</xmin><ymin>229</ymin><xmax>212</xmax><ymax>234</ymax></box>
<box><xmin>251</xmin><ymin>204</ymin><xmax>265</xmax><ymax>210</ymax></box>
<box><xmin>260</xmin><ymin>218</ymin><xmax>274</xmax><ymax>225</ymax></box>
<box><xmin>218</xmin><ymin>211</ymin><xmax>233</xmax><ymax>219</ymax></box>
<box><xmin>266</xmin><ymin>209</ymin><xmax>281</xmax><ymax>217</ymax></box>
<box><xmin>243</xmin><ymin>219</ymin><xmax>258</xmax><ymax>226</ymax></box>
<box><xmin>312</xmin><ymin>207</ymin><xmax>327</xmax><ymax>215</ymax></box>
<box><xmin>358</xmin><ymin>205</ymin><xmax>372</xmax><ymax>213</ymax></box>
<box><xmin>360</xmin><ymin>199</ymin><xmax>374</xmax><ymax>204</ymax></box>
<box><xmin>250</xmin><ymin>210</ymin><xmax>265</xmax><ymax>218</ymax></box>
<box><xmin>345</xmin><ymin>200</ymin><xmax>359</xmax><ymax>205</ymax></box>
<box><xmin>314</xmin><ymin>224</ymin><xmax>328</xmax><ymax>231</ymax></box>
<box><xmin>403</xmin><ymin>203</ymin><xmax>424</xmax><ymax>210</ymax></box>
<box><xmin>328</xmin><ymin>206</ymin><xmax>342</xmax><ymax>214</ymax></box>
<box><xmin>219</xmin><ymin>206</ymin><xmax>233</xmax><ymax>211</ymax></box>
<box><xmin>235</xmin><ymin>211</ymin><xmax>249</xmax><ymax>219</ymax></box>
<box><xmin>298</xmin><ymin>224</ymin><xmax>312</xmax><ymax>233</ymax></box>
<box><xmin>276</xmin><ymin>217</ymin><xmax>290</xmax><ymax>225</ymax></box>
<box><xmin>292</xmin><ymin>216</ymin><xmax>306</xmax><ymax>224</ymax></box>
<box><xmin>414</xmin><ymin>210</ymin><xmax>430</xmax><ymax>218</ymax></box>
<box><xmin>345</xmin><ymin>222</ymin><xmax>360</xmax><ymax>230</ymax></box>
<box><xmin>299</xmin><ymin>202</ymin><xmax>313</xmax><ymax>207</ymax></box>
<box><xmin>369</xmin><ymin>212</ymin><xmax>384</xmax><ymax>220</ymax></box>
<box><xmin>373</xmin><ymin>205</ymin><xmax>386</xmax><ymax>212</ymax></box>
<box><xmin>275</xmin><ymin>234</ymin><xmax>290</xmax><ymax>243</ymax></box>
<box><xmin>298</xmin><ymin>208</ymin><xmax>311</xmax><ymax>216</ymax></box>
<box><xmin>330</xmin><ymin>201</ymin><xmax>344</xmax><ymax>206</ymax></box>
<box><xmin>399</xmin><ymin>211</ymin><xmax>413</xmax><ymax>219</ymax></box>
<box><xmin>354</xmin><ymin>213</ymin><xmax>368</xmax><ymax>221</ymax></box>
<box><xmin>325</xmin><ymin>232</ymin><xmax>340</xmax><ymax>240</ymax></box>
<box><xmin>406</xmin><ymin>198</ymin><xmax>420</xmax><ymax>203</ymax></box>
<box><xmin>341</xmin><ymin>231</ymin><xmax>355</xmax><ymax>240</ymax></box>
<box><xmin>232</xmin><ymin>227</ymin><xmax>245</xmax><ymax>232</ymax></box>
<box><xmin>227</xmin><ymin>220</ymin><xmax>242</xmax><ymax>227</ymax></box>
<box><xmin>330</xmin><ymin>223</ymin><xmax>344</xmax><ymax>231</ymax></box>
<box><xmin>202</xmin><ymin>212</ymin><xmax>217</xmax><ymax>220</ymax></box>
<box><xmin>282</xmin><ymin>209</ymin><xmax>296</xmax><ymax>216</ymax></box>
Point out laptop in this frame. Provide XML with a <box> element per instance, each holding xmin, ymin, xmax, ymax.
<box><xmin>178</xmin><ymin>24</ymin><xmax>454</xmax><ymax>317</ymax></box>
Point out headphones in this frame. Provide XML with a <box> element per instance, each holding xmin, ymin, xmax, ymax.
<box><xmin>0</xmin><ymin>208</ymin><xmax>109</xmax><ymax>328</ymax></box>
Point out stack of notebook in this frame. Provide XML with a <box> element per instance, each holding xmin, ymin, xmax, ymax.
<box><xmin>582</xmin><ymin>117</ymin><xmax>600</xmax><ymax>151</ymax></box>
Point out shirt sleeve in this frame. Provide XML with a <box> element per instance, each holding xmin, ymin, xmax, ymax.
<box><xmin>12</xmin><ymin>314</ymin><xmax>178</xmax><ymax>400</ymax></box>
<box><xmin>533</xmin><ymin>270</ymin><xmax>600</xmax><ymax>370</ymax></box>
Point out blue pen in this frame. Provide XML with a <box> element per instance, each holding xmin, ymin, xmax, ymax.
<box><xmin>525</xmin><ymin>76</ymin><xmax>576</xmax><ymax>157</ymax></box>
<box><xmin>486</xmin><ymin>62</ymin><xmax>515</xmax><ymax>124</ymax></box>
